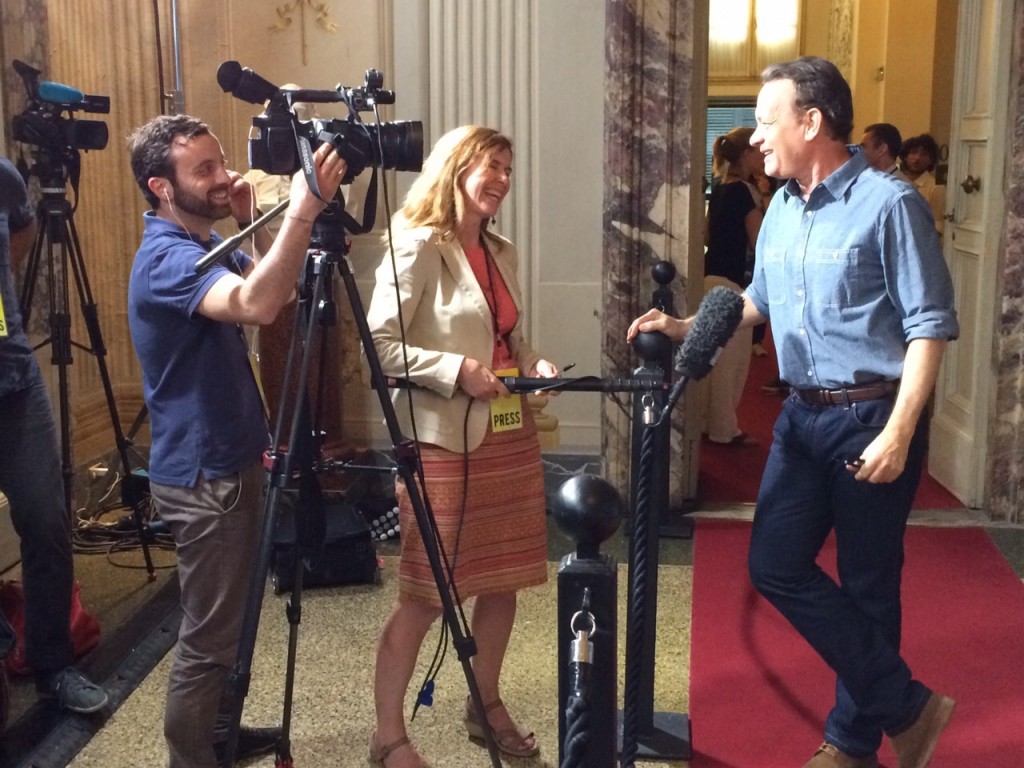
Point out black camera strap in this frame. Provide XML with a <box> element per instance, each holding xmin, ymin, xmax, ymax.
<box><xmin>338</xmin><ymin>166</ymin><xmax>379</xmax><ymax>235</ymax></box>
<box><xmin>294</xmin><ymin>128</ymin><xmax>378</xmax><ymax>235</ymax></box>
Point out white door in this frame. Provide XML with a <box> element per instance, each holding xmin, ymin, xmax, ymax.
<box><xmin>928</xmin><ymin>0</ymin><xmax>1013</xmax><ymax>508</ymax></box>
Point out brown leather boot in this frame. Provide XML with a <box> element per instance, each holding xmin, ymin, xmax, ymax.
<box><xmin>802</xmin><ymin>742</ymin><xmax>879</xmax><ymax>767</ymax></box>
<box><xmin>890</xmin><ymin>692</ymin><xmax>956</xmax><ymax>768</ymax></box>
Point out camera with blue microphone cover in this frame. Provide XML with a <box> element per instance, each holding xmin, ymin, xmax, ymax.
<box><xmin>11</xmin><ymin>59</ymin><xmax>109</xmax><ymax>155</ymax></box>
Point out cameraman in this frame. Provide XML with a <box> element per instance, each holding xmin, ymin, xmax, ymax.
<box><xmin>0</xmin><ymin>155</ymin><xmax>109</xmax><ymax>716</ymax></box>
<box><xmin>126</xmin><ymin>114</ymin><xmax>347</xmax><ymax>768</ymax></box>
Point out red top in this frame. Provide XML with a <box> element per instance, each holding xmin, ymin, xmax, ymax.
<box><xmin>465</xmin><ymin>243</ymin><xmax>519</xmax><ymax>370</ymax></box>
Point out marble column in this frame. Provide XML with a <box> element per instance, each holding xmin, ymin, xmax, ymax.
<box><xmin>602</xmin><ymin>0</ymin><xmax>703</xmax><ymax>504</ymax></box>
<box><xmin>987</xmin><ymin>1</ymin><xmax>1024</xmax><ymax>524</ymax></box>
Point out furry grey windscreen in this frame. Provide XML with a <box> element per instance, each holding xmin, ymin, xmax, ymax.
<box><xmin>674</xmin><ymin>285</ymin><xmax>745</xmax><ymax>380</ymax></box>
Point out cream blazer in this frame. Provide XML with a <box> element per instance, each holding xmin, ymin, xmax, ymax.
<box><xmin>365</xmin><ymin>227</ymin><xmax>542</xmax><ymax>453</ymax></box>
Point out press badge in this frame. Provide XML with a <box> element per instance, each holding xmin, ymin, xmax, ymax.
<box><xmin>490</xmin><ymin>367</ymin><xmax>523</xmax><ymax>433</ymax></box>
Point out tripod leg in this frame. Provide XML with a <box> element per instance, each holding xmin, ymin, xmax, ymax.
<box><xmin>39</xmin><ymin>203</ymin><xmax>76</xmax><ymax>523</ymax></box>
<box><xmin>221</xmin><ymin>255</ymin><xmax>326</xmax><ymax>768</ymax></box>
<box><xmin>276</xmin><ymin>458</ymin><xmax>325</xmax><ymax>767</ymax></box>
<box><xmin>17</xmin><ymin>214</ymin><xmax>46</xmax><ymax>327</ymax></box>
<box><xmin>61</xmin><ymin>211</ymin><xmax>156</xmax><ymax>577</ymax></box>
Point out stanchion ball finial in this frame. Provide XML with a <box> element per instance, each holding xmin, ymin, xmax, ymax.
<box><xmin>631</xmin><ymin>330</ymin><xmax>672</xmax><ymax>363</ymax></box>
<box><xmin>652</xmin><ymin>260</ymin><xmax>676</xmax><ymax>285</ymax></box>
<box><xmin>552</xmin><ymin>474</ymin><xmax>624</xmax><ymax>557</ymax></box>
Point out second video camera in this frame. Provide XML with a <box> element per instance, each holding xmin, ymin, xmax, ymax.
<box><xmin>11</xmin><ymin>59</ymin><xmax>109</xmax><ymax>155</ymax></box>
<box><xmin>217</xmin><ymin>61</ymin><xmax>422</xmax><ymax>183</ymax></box>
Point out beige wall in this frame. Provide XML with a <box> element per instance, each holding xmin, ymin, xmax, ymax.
<box><xmin>0</xmin><ymin>0</ymin><xmax>389</xmax><ymax>463</ymax></box>
<box><xmin>708</xmin><ymin>0</ymin><xmax>954</xmax><ymax>148</ymax></box>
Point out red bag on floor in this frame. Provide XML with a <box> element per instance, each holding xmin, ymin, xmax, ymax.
<box><xmin>0</xmin><ymin>580</ymin><xmax>101</xmax><ymax>676</ymax></box>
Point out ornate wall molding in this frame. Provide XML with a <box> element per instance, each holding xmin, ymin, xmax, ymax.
<box><xmin>828</xmin><ymin>0</ymin><xmax>855</xmax><ymax>82</ymax></box>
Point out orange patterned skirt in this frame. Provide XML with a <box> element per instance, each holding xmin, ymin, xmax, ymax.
<box><xmin>395</xmin><ymin>398</ymin><xmax>548</xmax><ymax>605</ymax></box>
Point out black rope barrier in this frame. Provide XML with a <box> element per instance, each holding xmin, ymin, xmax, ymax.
<box><xmin>619</xmin><ymin>422</ymin><xmax>658</xmax><ymax>768</ymax></box>
<box><xmin>561</xmin><ymin>606</ymin><xmax>596</xmax><ymax>768</ymax></box>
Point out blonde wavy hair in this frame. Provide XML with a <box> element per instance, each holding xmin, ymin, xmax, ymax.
<box><xmin>391</xmin><ymin>125</ymin><xmax>513</xmax><ymax>240</ymax></box>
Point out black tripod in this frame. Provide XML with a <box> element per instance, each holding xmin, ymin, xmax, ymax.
<box><xmin>18</xmin><ymin>159</ymin><xmax>155</xmax><ymax>578</ymax></box>
<box><xmin>217</xmin><ymin>201</ymin><xmax>502</xmax><ymax>767</ymax></box>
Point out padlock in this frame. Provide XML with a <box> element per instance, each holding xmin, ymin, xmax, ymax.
<box><xmin>570</xmin><ymin>610</ymin><xmax>595</xmax><ymax>665</ymax></box>
<box><xmin>642</xmin><ymin>394</ymin><xmax>656</xmax><ymax>425</ymax></box>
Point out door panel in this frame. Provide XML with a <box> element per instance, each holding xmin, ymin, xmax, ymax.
<box><xmin>929</xmin><ymin>0</ymin><xmax>1012</xmax><ymax>507</ymax></box>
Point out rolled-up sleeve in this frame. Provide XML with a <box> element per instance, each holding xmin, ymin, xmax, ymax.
<box><xmin>881</xmin><ymin>193</ymin><xmax>960</xmax><ymax>342</ymax></box>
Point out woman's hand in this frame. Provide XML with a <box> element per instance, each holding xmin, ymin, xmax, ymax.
<box><xmin>529</xmin><ymin>359</ymin><xmax>559</xmax><ymax>378</ymax></box>
<box><xmin>457</xmin><ymin>357</ymin><xmax>510</xmax><ymax>400</ymax></box>
<box><xmin>527</xmin><ymin>358</ymin><xmax>561</xmax><ymax>396</ymax></box>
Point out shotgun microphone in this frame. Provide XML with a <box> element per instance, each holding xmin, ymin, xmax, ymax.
<box><xmin>675</xmin><ymin>286</ymin><xmax>746</xmax><ymax>380</ymax></box>
<box><xmin>657</xmin><ymin>285</ymin><xmax>745</xmax><ymax>422</ymax></box>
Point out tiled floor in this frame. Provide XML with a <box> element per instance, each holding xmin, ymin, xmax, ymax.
<box><xmin>2</xmin><ymin>452</ymin><xmax>1022</xmax><ymax>768</ymax></box>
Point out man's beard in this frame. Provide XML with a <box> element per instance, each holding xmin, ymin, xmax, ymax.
<box><xmin>171</xmin><ymin>182</ymin><xmax>232</xmax><ymax>221</ymax></box>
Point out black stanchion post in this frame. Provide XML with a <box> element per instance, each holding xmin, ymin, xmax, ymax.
<box><xmin>618</xmin><ymin>328</ymin><xmax>692</xmax><ymax>763</ymax></box>
<box><xmin>554</xmin><ymin>475</ymin><xmax>623</xmax><ymax>768</ymax></box>
<box><xmin>633</xmin><ymin>260</ymin><xmax>695</xmax><ymax>539</ymax></box>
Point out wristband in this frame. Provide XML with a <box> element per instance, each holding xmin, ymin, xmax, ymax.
<box><xmin>237</xmin><ymin>208</ymin><xmax>263</xmax><ymax>228</ymax></box>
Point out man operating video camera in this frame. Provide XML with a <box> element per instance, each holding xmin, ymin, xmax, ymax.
<box><xmin>125</xmin><ymin>112</ymin><xmax>347</xmax><ymax>768</ymax></box>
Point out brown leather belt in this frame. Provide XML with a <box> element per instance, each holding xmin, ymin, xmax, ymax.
<box><xmin>793</xmin><ymin>380</ymin><xmax>899</xmax><ymax>406</ymax></box>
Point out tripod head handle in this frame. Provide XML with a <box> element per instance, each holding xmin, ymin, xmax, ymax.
<box><xmin>194</xmin><ymin>199</ymin><xmax>289</xmax><ymax>274</ymax></box>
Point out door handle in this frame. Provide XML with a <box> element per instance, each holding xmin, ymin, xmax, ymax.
<box><xmin>960</xmin><ymin>174</ymin><xmax>981</xmax><ymax>193</ymax></box>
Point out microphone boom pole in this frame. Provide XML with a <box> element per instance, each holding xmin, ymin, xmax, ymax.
<box><xmin>194</xmin><ymin>199</ymin><xmax>289</xmax><ymax>274</ymax></box>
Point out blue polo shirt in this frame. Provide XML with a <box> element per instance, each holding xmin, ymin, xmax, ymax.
<box><xmin>128</xmin><ymin>212</ymin><xmax>268</xmax><ymax>487</ymax></box>
<box><xmin>746</xmin><ymin>148</ymin><xmax>959</xmax><ymax>389</ymax></box>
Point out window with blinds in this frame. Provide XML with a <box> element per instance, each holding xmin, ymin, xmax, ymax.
<box><xmin>705</xmin><ymin>103</ymin><xmax>757</xmax><ymax>196</ymax></box>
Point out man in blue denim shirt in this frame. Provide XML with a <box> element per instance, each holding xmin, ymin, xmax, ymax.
<box><xmin>629</xmin><ymin>57</ymin><xmax>959</xmax><ymax>768</ymax></box>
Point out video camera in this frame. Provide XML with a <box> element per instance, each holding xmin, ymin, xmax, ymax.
<box><xmin>11</xmin><ymin>59</ymin><xmax>109</xmax><ymax>155</ymax></box>
<box><xmin>217</xmin><ymin>61</ymin><xmax>422</xmax><ymax>184</ymax></box>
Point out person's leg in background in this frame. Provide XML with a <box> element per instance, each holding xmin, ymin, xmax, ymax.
<box><xmin>0</xmin><ymin>377</ymin><xmax>107</xmax><ymax>714</ymax></box>
<box><xmin>703</xmin><ymin>275</ymin><xmax>755</xmax><ymax>444</ymax></box>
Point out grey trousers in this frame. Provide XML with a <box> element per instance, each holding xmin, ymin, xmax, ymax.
<box><xmin>153</xmin><ymin>461</ymin><xmax>264</xmax><ymax>768</ymax></box>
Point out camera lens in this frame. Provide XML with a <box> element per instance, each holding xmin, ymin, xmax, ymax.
<box><xmin>372</xmin><ymin>120</ymin><xmax>423</xmax><ymax>173</ymax></box>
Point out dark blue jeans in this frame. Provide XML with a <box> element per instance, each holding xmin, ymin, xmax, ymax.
<box><xmin>0</xmin><ymin>377</ymin><xmax>74</xmax><ymax>678</ymax></box>
<box><xmin>748</xmin><ymin>393</ymin><xmax>931</xmax><ymax>757</ymax></box>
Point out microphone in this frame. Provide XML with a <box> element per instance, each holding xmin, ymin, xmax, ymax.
<box><xmin>657</xmin><ymin>285</ymin><xmax>745</xmax><ymax>422</ymax></box>
<box><xmin>217</xmin><ymin>61</ymin><xmax>278</xmax><ymax>105</ymax></box>
<box><xmin>37</xmin><ymin>81</ymin><xmax>111</xmax><ymax>112</ymax></box>
<box><xmin>675</xmin><ymin>285</ymin><xmax>746</xmax><ymax>380</ymax></box>
<box><xmin>38</xmin><ymin>81</ymin><xmax>84</xmax><ymax>103</ymax></box>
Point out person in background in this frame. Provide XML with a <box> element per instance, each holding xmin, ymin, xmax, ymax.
<box><xmin>629</xmin><ymin>56</ymin><xmax>959</xmax><ymax>768</ymax></box>
<box><xmin>861</xmin><ymin>123</ymin><xmax>908</xmax><ymax>180</ymax></box>
<box><xmin>703</xmin><ymin>126</ymin><xmax>763</xmax><ymax>445</ymax></box>
<box><xmin>899</xmin><ymin>134</ymin><xmax>946</xmax><ymax>236</ymax></box>
<box><xmin>126</xmin><ymin>114</ymin><xmax>346</xmax><ymax>768</ymax></box>
<box><xmin>0</xmin><ymin>155</ymin><xmax>109</xmax><ymax>718</ymax></box>
<box><xmin>366</xmin><ymin>125</ymin><xmax>558</xmax><ymax>767</ymax></box>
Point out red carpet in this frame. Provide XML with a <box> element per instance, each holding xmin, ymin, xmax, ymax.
<box><xmin>689</xmin><ymin>519</ymin><xmax>1024</xmax><ymax>767</ymax></box>
<box><xmin>697</xmin><ymin>330</ymin><xmax>963</xmax><ymax>508</ymax></box>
